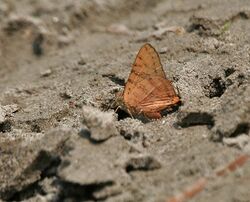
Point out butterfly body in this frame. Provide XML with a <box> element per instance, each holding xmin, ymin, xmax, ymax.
<box><xmin>115</xmin><ymin>43</ymin><xmax>181</xmax><ymax>119</ymax></box>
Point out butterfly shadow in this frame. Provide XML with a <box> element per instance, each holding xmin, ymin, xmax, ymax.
<box><xmin>160</xmin><ymin>104</ymin><xmax>181</xmax><ymax>117</ymax></box>
<box><xmin>113</xmin><ymin>107</ymin><xmax>148</xmax><ymax>123</ymax></box>
<box><xmin>115</xmin><ymin>104</ymin><xmax>181</xmax><ymax>124</ymax></box>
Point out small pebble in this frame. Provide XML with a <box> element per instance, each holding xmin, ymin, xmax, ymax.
<box><xmin>40</xmin><ymin>69</ymin><xmax>52</xmax><ymax>77</ymax></box>
<box><xmin>60</xmin><ymin>90</ymin><xmax>73</xmax><ymax>99</ymax></box>
<box><xmin>223</xmin><ymin>135</ymin><xmax>250</xmax><ymax>150</ymax></box>
<box><xmin>78</xmin><ymin>58</ymin><xmax>86</xmax><ymax>65</ymax></box>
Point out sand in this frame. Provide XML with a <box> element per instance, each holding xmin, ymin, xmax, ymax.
<box><xmin>0</xmin><ymin>0</ymin><xmax>249</xmax><ymax>201</ymax></box>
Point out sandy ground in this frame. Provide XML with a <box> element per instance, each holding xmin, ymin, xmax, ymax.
<box><xmin>0</xmin><ymin>0</ymin><xmax>250</xmax><ymax>201</ymax></box>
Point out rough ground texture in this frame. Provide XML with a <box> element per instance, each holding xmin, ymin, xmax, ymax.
<box><xmin>0</xmin><ymin>0</ymin><xmax>250</xmax><ymax>202</ymax></box>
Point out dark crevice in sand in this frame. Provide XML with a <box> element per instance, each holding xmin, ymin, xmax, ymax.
<box><xmin>32</xmin><ymin>33</ymin><xmax>44</xmax><ymax>56</ymax></box>
<box><xmin>224</xmin><ymin>67</ymin><xmax>236</xmax><ymax>77</ymax></box>
<box><xmin>210</xmin><ymin>77</ymin><xmax>226</xmax><ymax>98</ymax></box>
<box><xmin>116</xmin><ymin>108</ymin><xmax>131</xmax><ymax>121</ymax></box>
<box><xmin>8</xmin><ymin>182</ymin><xmax>45</xmax><ymax>201</ymax></box>
<box><xmin>237</xmin><ymin>73</ymin><xmax>246</xmax><ymax>86</ymax></box>
<box><xmin>55</xmin><ymin>180</ymin><xmax>114</xmax><ymax>201</ymax></box>
<box><xmin>206</xmin><ymin>77</ymin><xmax>226</xmax><ymax>98</ymax></box>
<box><xmin>230</xmin><ymin>123</ymin><xmax>250</xmax><ymax>138</ymax></box>
<box><xmin>0</xmin><ymin>120</ymin><xmax>12</xmax><ymax>133</ymax></box>
<box><xmin>102</xmin><ymin>74</ymin><xmax>125</xmax><ymax>86</ymax></box>
<box><xmin>120</xmin><ymin>129</ymin><xmax>141</xmax><ymax>141</ymax></box>
<box><xmin>78</xmin><ymin>128</ymin><xmax>108</xmax><ymax>144</ymax></box>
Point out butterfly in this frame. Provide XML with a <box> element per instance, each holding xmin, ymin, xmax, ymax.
<box><xmin>115</xmin><ymin>43</ymin><xmax>181</xmax><ymax>119</ymax></box>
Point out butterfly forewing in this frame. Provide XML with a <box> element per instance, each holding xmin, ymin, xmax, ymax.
<box><xmin>132</xmin><ymin>43</ymin><xmax>166</xmax><ymax>78</ymax></box>
<box><xmin>124</xmin><ymin>44</ymin><xmax>166</xmax><ymax>102</ymax></box>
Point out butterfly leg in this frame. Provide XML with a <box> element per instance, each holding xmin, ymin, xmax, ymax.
<box><xmin>164</xmin><ymin>107</ymin><xmax>174</xmax><ymax>112</ymax></box>
<box><xmin>127</xmin><ymin>108</ymin><xmax>134</xmax><ymax>119</ymax></box>
<box><xmin>114</xmin><ymin>105</ymin><xmax>121</xmax><ymax>113</ymax></box>
<box><xmin>144</xmin><ymin>111</ymin><xmax>162</xmax><ymax>119</ymax></box>
<box><xmin>176</xmin><ymin>85</ymin><xmax>181</xmax><ymax>97</ymax></box>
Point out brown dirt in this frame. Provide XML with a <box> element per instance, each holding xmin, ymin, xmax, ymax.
<box><xmin>0</xmin><ymin>0</ymin><xmax>250</xmax><ymax>201</ymax></box>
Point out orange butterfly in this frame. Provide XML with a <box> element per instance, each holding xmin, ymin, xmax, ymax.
<box><xmin>115</xmin><ymin>43</ymin><xmax>181</xmax><ymax>119</ymax></box>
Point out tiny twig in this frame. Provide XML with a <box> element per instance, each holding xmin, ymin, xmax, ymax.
<box><xmin>166</xmin><ymin>178</ymin><xmax>207</xmax><ymax>202</ymax></box>
<box><xmin>165</xmin><ymin>154</ymin><xmax>250</xmax><ymax>202</ymax></box>
<box><xmin>216</xmin><ymin>154</ymin><xmax>250</xmax><ymax>177</ymax></box>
